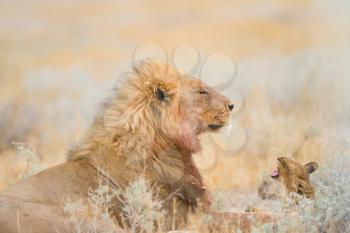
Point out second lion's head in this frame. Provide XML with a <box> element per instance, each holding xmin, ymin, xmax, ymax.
<box><xmin>104</xmin><ymin>60</ymin><xmax>233</xmax><ymax>154</ymax></box>
<box><xmin>271</xmin><ymin>157</ymin><xmax>319</xmax><ymax>199</ymax></box>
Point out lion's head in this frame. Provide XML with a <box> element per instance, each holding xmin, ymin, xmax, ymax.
<box><xmin>271</xmin><ymin>157</ymin><xmax>318</xmax><ymax>199</ymax></box>
<box><xmin>104</xmin><ymin>60</ymin><xmax>233</xmax><ymax>154</ymax></box>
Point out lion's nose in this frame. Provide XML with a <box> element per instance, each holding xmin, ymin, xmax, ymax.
<box><xmin>227</xmin><ymin>104</ymin><xmax>234</xmax><ymax>111</ymax></box>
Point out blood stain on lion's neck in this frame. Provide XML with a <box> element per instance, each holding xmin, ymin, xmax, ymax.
<box><xmin>149</xmin><ymin>123</ymin><xmax>202</xmax><ymax>158</ymax></box>
<box><xmin>177</xmin><ymin>120</ymin><xmax>202</xmax><ymax>155</ymax></box>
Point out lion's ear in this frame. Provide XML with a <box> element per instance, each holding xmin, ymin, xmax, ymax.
<box><xmin>304</xmin><ymin>162</ymin><xmax>319</xmax><ymax>174</ymax></box>
<box><xmin>152</xmin><ymin>79</ymin><xmax>176</xmax><ymax>102</ymax></box>
<box><xmin>154</xmin><ymin>86</ymin><xmax>165</xmax><ymax>102</ymax></box>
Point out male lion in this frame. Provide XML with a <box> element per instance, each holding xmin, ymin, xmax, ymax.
<box><xmin>271</xmin><ymin>157</ymin><xmax>319</xmax><ymax>199</ymax></box>
<box><xmin>0</xmin><ymin>60</ymin><xmax>234</xmax><ymax>232</ymax></box>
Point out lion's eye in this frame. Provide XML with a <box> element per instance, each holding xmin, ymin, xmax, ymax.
<box><xmin>199</xmin><ymin>90</ymin><xmax>208</xmax><ymax>95</ymax></box>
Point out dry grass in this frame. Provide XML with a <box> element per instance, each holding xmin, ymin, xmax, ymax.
<box><xmin>0</xmin><ymin>0</ymin><xmax>349</xmax><ymax>232</ymax></box>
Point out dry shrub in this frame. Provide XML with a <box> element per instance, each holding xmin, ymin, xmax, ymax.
<box><xmin>64</xmin><ymin>176</ymin><xmax>166</xmax><ymax>233</ymax></box>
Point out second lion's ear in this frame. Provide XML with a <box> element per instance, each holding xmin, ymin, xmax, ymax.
<box><xmin>154</xmin><ymin>86</ymin><xmax>165</xmax><ymax>102</ymax></box>
<box><xmin>304</xmin><ymin>162</ymin><xmax>319</xmax><ymax>174</ymax></box>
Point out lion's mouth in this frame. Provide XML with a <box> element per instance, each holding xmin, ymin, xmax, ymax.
<box><xmin>271</xmin><ymin>170</ymin><xmax>279</xmax><ymax>179</ymax></box>
<box><xmin>208</xmin><ymin>124</ymin><xmax>224</xmax><ymax>130</ymax></box>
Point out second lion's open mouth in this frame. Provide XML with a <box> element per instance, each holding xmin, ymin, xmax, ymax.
<box><xmin>271</xmin><ymin>170</ymin><xmax>279</xmax><ymax>179</ymax></box>
<box><xmin>208</xmin><ymin>124</ymin><xmax>224</xmax><ymax>130</ymax></box>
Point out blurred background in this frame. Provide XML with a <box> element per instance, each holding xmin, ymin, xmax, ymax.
<box><xmin>0</xmin><ymin>0</ymin><xmax>349</xmax><ymax>193</ymax></box>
